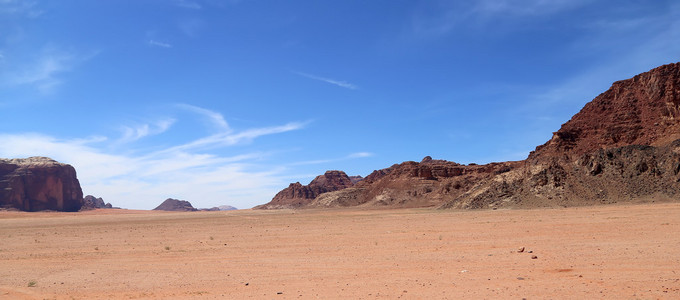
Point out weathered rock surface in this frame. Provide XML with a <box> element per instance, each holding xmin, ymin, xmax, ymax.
<box><xmin>81</xmin><ymin>195</ymin><xmax>113</xmax><ymax>210</ymax></box>
<box><xmin>258</xmin><ymin>62</ymin><xmax>680</xmax><ymax>210</ymax></box>
<box><xmin>153</xmin><ymin>198</ymin><xmax>197</xmax><ymax>211</ymax></box>
<box><xmin>0</xmin><ymin>157</ymin><xmax>83</xmax><ymax>212</ymax></box>
<box><xmin>531</xmin><ymin>62</ymin><xmax>680</xmax><ymax>158</ymax></box>
<box><xmin>255</xmin><ymin>171</ymin><xmax>359</xmax><ymax>209</ymax></box>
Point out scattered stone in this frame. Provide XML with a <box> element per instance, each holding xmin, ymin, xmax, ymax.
<box><xmin>518</xmin><ymin>247</ymin><xmax>525</xmax><ymax>253</ymax></box>
<box><xmin>531</xmin><ymin>255</ymin><xmax>538</xmax><ymax>259</ymax></box>
<box><xmin>517</xmin><ymin>277</ymin><xmax>525</xmax><ymax>280</ymax></box>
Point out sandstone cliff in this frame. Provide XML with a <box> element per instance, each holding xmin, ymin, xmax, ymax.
<box><xmin>259</xmin><ymin>62</ymin><xmax>680</xmax><ymax>210</ymax></box>
<box><xmin>0</xmin><ymin>157</ymin><xmax>83</xmax><ymax>212</ymax></box>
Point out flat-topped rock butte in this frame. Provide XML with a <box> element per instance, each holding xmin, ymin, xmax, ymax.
<box><xmin>0</xmin><ymin>157</ymin><xmax>82</xmax><ymax>212</ymax></box>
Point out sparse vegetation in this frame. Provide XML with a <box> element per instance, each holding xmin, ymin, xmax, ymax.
<box><xmin>164</xmin><ymin>246</ymin><xmax>171</xmax><ymax>251</ymax></box>
<box><xmin>28</xmin><ymin>280</ymin><xmax>37</xmax><ymax>287</ymax></box>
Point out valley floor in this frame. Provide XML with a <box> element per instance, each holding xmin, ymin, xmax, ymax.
<box><xmin>1</xmin><ymin>203</ymin><xmax>679</xmax><ymax>299</ymax></box>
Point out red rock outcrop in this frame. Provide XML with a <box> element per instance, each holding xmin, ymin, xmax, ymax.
<box><xmin>255</xmin><ymin>170</ymin><xmax>358</xmax><ymax>209</ymax></box>
<box><xmin>258</xmin><ymin>62</ymin><xmax>680</xmax><ymax>210</ymax></box>
<box><xmin>0</xmin><ymin>157</ymin><xmax>83</xmax><ymax>212</ymax></box>
<box><xmin>531</xmin><ymin>62</ymin><xmax>680</xmax><ymax>159</ymax></box>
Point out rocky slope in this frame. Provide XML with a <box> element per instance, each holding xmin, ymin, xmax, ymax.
<box><xmin>255</xmin><ymin>171</ymin><xmax>361</xmax><ymax>209</ymax></box>
<box><xmin>81</xmin><ymin>195</ymin><xmax>113</xmax><ymax>210</ymax></box>
<box><xmin>259</xmin><ymin>62</ymin><xmax>680</xmax><ymax>210</ymax></box>
<box><xmin>0</xmin><ymin>157</ymin><xmax>83</xmax><ymax>212</ymax></box>
<box><xmin>153</xmin><ymin>198</ymin><xmax>198</xmax><ymax>211</ymax></box>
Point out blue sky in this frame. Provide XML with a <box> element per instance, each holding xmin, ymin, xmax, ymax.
<box><xmin>1</xmin><ymin>0</ymin><xmax>678</xmax><ymax>209</ymax></box>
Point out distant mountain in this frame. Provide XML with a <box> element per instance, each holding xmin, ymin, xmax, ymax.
<box><xmin>217</xmin><ymin>205</ymin><xmax>238</xmax><ymax>211</ymax></box>
<box><xmin>153</xmin><ymin>198</ymin><xmax>197</xmax><ymax>211</ymax></box>
<box><xmin>257</xmin><ymin>62</ymin><xmax>680</xmax><ymax>210</ymax></box>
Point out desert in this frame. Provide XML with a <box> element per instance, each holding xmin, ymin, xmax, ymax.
<box><xmin>2</xmin><ymin>2</ymin><xmax>680</xmax><ymax>299</ymax></box>
<box><xmin>1</xmin><ymin>203</ymin><xmax>679</xmax><ymax>299</ymax></box>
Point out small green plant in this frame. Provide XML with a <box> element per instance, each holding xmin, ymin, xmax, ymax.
<box><xmin>164</xmin><ymin>246</ymin><xmax>171</xmax><ymax>251</ymax></box>
<box><xmin>28</xmin><ymin>280</ymin><xmax>37</xmax><ymax>287</ymax></box>
<box><xmin>209</xmin><ymin>236</ymin><xmax>214</xmax><ymax>240</ymax></box>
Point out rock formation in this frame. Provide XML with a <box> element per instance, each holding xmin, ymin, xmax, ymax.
<box><xmin>255</xmin><ymin>170</ymin><xmax>360</xmax><ymax>209</ymax></box>
<box><xmin>217</xmin><ymin>205</ymin><xmax>238</xmax><ymax>211</ymax></box>
<box><xmin>0</xmin><ymin>157</ymin><xmax>83</xmax><ymax>212</ymax></box>
<box><xmin>81</xmin><ymin>195</ymin><xmax>113</xmax><ymax>210</ymax></box>
<box><xmin>258</xmin><ymin>62</ymin><xmax>680</xmax><ymax>210</ymax></box>
<box><xmin>153</xmin><ymin>198</ymin><xmax>198</xmax><ymax>211</ymax></box>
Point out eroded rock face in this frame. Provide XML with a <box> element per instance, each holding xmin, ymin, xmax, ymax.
<box><xmin>0</xmin><ymin>157</ymin><xmax>83</xmax><ymax>212</ymax></box>
<box><xmin>256</xmin><ymin>62</ymin><xmax>680</xmax><ymax>210</ymax></box>
<box><xmin>255</xmin><ymin>170</ymin><xmax>359</xmax><ymax>209</ymax></box>
<box><xmin>531</xmin><ymin>62</ymin><xmax>680</xmax><ymax>159</ymax></box>
<box><xmin>153</xmin><ymin>198</ymin><xmax>197</xmax><ymax>211</ymax></box>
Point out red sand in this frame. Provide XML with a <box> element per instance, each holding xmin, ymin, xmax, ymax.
<box><xmin>1</xmin><ymin>203</ymin><xmax>679</xmax><ymax>299</ymax></box>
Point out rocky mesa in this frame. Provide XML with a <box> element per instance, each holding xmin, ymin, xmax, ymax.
<box><xmin>257</xmin><ymin>62</ymin><xmax>680</xmax><ymax>210</ymax></box>
<box><xmin>0</xmin><ymin>157</ymin><xmax>83</xmax><ymax>212</ymax></box>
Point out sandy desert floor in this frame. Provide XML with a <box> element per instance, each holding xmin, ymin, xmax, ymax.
<box><xmin>1</xmin><ymin>203</ymin><xmax>679</xmax><ymax>299</ymax></box>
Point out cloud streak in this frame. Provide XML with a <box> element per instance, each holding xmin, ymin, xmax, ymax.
<box><xmin>148</xmin><ymin>40</ymin><xmax>172</xmax><ymax>48</ymax></box>
<box><xmin>1</xmin><ymin>47</ymin><xmax>96</xmax><ymax>93</ymax></box>
<box><xmin>293</xmin><ymin>71</ymin><xmax>358</xmax><ymax>90</ymax></box>
<box><xmin>118</xmin><ymin>119</ymin><xmax>176</xmax><ymax>144</ymax></box>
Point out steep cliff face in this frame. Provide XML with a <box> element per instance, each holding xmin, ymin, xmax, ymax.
<box><xmin>0</xmin><ymin>157</ymin><xmax>83</xmax><ymax>212</ymax></box>
<box><xmin>440</xmin><ymin>62</ymin><xmax>680</xmax><ymax>209</ymax></box>
<box><xmin>531</xmin><ymin>62</ymin><xmax>680</xmax><ymax>159</ymax></box>
<box><xmin>258</xmin><ymin>62</ymin><xmax>680</xmax><ymax>210</ymax></box>
<box><xmin>255</xmin><ymin>170</ymin><xmax>359</xmax><ymax>209</ymax></box>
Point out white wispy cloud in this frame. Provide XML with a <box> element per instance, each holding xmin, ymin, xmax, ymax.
<box><xmin>411</xmin><ymin>0</ymin><xmax>591</xmax><ymax>37</ymax></box>
<box><xmin>1</xmin><ymin>48</ymin><xmax>96</xmax><ymax>93</ymax></box>
<box><xmin>293</xmin><ymin>71</ymin><xmax>358</xmax><ymax>90</ymax></box>
<box><xmin>348</xmin><ymin>152</ymin><xmax>374</xmax><ymax>158</ymax></box>
<box><xmin>0</xmin><ymin>0</ymin><xmax>44</xmax><ymax>18</ymax></box>
<box><xmin>161</xmin><ymin>121</ymin><xmax>307</xmax><ymax>153</ymax></box>
<box><xmin>288</xmin><ymin>151</ymin><xmax>374</xmax><ymax>166</ymax></box>
<box><xmin>0</xmin><ymin>108</ymin><xmax>306</xmax><ymax>209</ymax></box>
<box><xmin>148</xmin><ymin>40</ymin><xmax>172</xmax><ymax>48</ymax></box>
<box><xmin>117</xmin><ymin>119</ymin><xmax>176</xmax><ymax>144</ymax></box>
<box><xmin>472</xmin><ymin>0</ymin><xmax>589</xmax><ymax>17</ymax></box>
<box><xmin>177</xmin><ymin>103</ymin><xmax>231</xmax><ymax>131</ymax></box>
